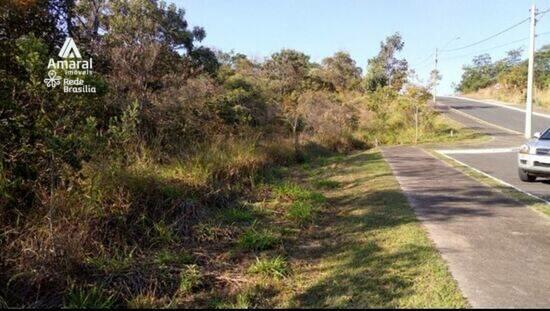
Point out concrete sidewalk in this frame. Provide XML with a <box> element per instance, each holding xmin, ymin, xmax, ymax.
<box><xmin>382</xmin><ymin>146</ymin><xmax>550</xmax><ymax>308</ymax></box>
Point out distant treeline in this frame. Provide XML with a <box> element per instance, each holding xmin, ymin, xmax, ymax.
<box><xmin>456</xmin><ymin>46</ymin><xmax>550</xmax><ymax>94</ymax></box>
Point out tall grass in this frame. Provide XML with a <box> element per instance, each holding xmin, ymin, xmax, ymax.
<box><xmin>0</xmin><ymin>134</ymin><xmax>296</xmax><ymax>308</ymax></box>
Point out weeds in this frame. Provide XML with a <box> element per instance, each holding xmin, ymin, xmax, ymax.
<box><xmin>313</xmin><ymin>179</ymin><xmax>341</xmax><ymax>189</ymax></box>
<box><xmin>64</xmin><ymin>286</ymin><xmax>116</xmax><ymax>309</ymax></box>
<box><xmin>85</xmin><ymin>247</ymin><xmax>137</xmax><ymax>274</ymax></box>
<box><xmin>177</xmin><ymin>265</ymin><xmax>202</xmax><ymax>295</ymax></box>
<box><xmin>287</xmin><ymin>201</ymin><xmax>314</xmax><ymax>224</ymax></box>
<box><xmin>152</xmin><ymin>220</ymin><xmax>179</xmax><ymax>246</ymax></box>
<box><xmin>0</xmin><ymin>295</ymin><xmax>7</xmax><ymax>309</ymax></box>
<box><xmin>154</xmin><ymin>249</ymin><xmax>194</xmax><ymax>267</ymax></box>
<box><xmin>214</xmin><ymin>292</ymin><xmax>252</xmax><ymax>309</ymax></box>
<box><xmin>248</xmin><ymin>256</ymin><xmax>289</xmax><ymax>279</ymax></box>
<box><xmin>273</xmin><ymin>182</ymin><xmax>309</xmax><ymax>201</ymax></box>
<box><xmin>238</xmin><ymin>227</ymin><xmax>279</xmax><ymax>251</ymax></box>
<box><xmin>126</xmin><ymin>294</ymin><xmax>168</xmax><ymax>309</ymax></box>
<box><xmin>273</xmin><ymin>182</ymin><xmax>326</xmax><ymax>204</ymax></box>
<box><xmin>219</xmin><ymin>207</ymin><xmax>254</xmax><ymax>223</ymax></box>
<box><xmin>178</xmin><ymin>265</ymin><xmax>202</xmax><ymax>295</ymax></box>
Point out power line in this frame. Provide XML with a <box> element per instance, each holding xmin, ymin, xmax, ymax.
<box><xmin>440</xmin><ymin>17</ymin><xmax>530</xmax><ymax>52</ymax></box>
<box><xmin>411</xmin><ymin>52</ymin><xmax>434</xmax><ymax>67</ymax></box>
<box><xmin>538</xmin><ymin>7</ymin><xmax>550</xmax><ymax>17</ymax></box>
<box><xmin>440</xmin><ymin>31</ymin><xmax>550</xmax><ymax>62</ymax></box>
<box><xmin>440</xmin><ymin>39</ymin><xmax>527</xmax><ymax>61</ymax></box>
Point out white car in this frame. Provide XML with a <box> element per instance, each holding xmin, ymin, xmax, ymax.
<box><xmin>518</xmin><ymin>128</ymin><xmax>550</xmax><ymax>182</ymax></box>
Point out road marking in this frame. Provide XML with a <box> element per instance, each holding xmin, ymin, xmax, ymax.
<box><xmin>449</xmin><ymin>107</ymin><xmax>523</xmax><ymax>135</ymax></box>
<box><xmin>445</xmin><ymin>95</ymin><xmax>550</xmax><ymax>119</ymax></box>
<box><xmin>435</xmin><ymin>150</ymin><xmax>550</xmax><ymax>205</ymax></box>
<box><xmin>437</xmin><ymin>147</ymin><xmax>518</xmax><ymax>154</ymax></box>
<box><xmin>435</xmin><ymin>97</ymin><xmax>550</xmax><ymax>210</ymax></box>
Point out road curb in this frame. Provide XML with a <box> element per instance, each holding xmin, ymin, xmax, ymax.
<box><xmin>434</xmin><ymin>150</ymin><xmax>550</xmax><ymax>205</ymax></box>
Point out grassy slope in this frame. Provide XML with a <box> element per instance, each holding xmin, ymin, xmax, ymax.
<box><xmin>242</xmin><ymin>150</ymin><xmax>467</xmax><ymax>308</ymax></box>
<box><xmin>1</xmin><ymin>117</ymin><xmax>473</xmax><ymax>308</ymax></box>
<box><xmin>464</xmin><ymin>87</ymin><xmax>550</xmax><ymax>110</ymax></box>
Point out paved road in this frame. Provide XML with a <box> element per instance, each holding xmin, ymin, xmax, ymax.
<box><xmin>438</xmin><ymin>96</ymin><xmax>550</xmax><ymax>201</ymax></box>
<box><xmin>382</xmin><ymin>146</ymin><xmax>550</xmax><ymax>308</ymax></box>
<box><xmin>440</xmin><ymin>96</ymin><xmax>550</xmax><ymax>134</ymax></box>
<box><xmin>452</xmin><ymin>152</ymin><xmax>550</xmax><ymax>201</ymax></box>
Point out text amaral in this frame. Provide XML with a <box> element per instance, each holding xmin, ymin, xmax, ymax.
<box><xmin>45</xmin><ymin>37</ymin><xmax>96</xmax><ymax>93</ymax></box>
<box><xmin>48</xmin><ymin>58</ymin><xmax>93</xmax><ymax>75</ymax></box>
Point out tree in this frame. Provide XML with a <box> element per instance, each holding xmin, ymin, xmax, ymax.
<box><xmin>262</xmin><ymin>49</ymin><xmax>311</xmax><ymax>155</ymax></box>
<box><xmin>456</xmin><ymin>54</ymin><xmax>496</xmax><ymax>93</ymax></box>
<box><xmin>0</xmin><ymin>1</ymin><xmax>101</xmax><ymax>210</ymax></box>
<box><xmin>263</xmin><ymin>49</ymin><xmax>311</xmax><ymax>98</ymax></box>
<box><xmin>505</xmin><ymin>48</ymin><xmax>523</xmax><ymax>66</ymax></box>
<box><xmin>364</xmin><ymin>33</ymin><xmax>408</xmax><ymax>92</ymax></box>
<box><xmin>404</xmin><ymin>85</ymin><xmax>431</xmax><ymax>143</ymax></box>
<box><xmin>100</xmin><ymin>0</ymin><xmax>218</xmax><ymax>104</ymax></box>
<box><xmin>319</xmin><ymin>51</ymin><xmax>362</xmax><ymax>92</ymax></box>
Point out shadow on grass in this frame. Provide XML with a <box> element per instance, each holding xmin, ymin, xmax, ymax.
<box><xmin>290</xmin><ymin>186</ymin><xmax>424</xmax><ymax>306</ymax></box>
<box><xmin>285</xmin><ymin>150</ymin><xmax>466</xmax><ymax>308</ymax></box>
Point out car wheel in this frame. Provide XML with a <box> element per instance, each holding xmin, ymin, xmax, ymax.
<box><xmin>519</xmin><ymin>169</ymin><xmax>537</xmax><ymax>182</ymax></box>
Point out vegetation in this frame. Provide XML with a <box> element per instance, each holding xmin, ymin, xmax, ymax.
<box><xmin>221</xmin><ymin>150</ymin><xmax>467</xmax><ymax>308</ymax></box>
<box><xmin>457</xmin><ymin>46</ymin><xmax>550</xmax><ymax>107</ymax></box>
<box><xmin>1</xmin><ymin>0</ymin><xmax>466</xmax><ymax>308</ymax></box>
<box><xmin>248</xmin><ymin>256</ymin><xmax>289</xmax><ymax>279</ymax></box>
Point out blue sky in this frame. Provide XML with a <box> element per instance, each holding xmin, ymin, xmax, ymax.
<box><xmin>176</xmin><ymin>0</ymin><xmax>550</xmax><ymax>94</ymax></box>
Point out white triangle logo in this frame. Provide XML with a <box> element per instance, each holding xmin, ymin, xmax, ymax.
<box><xmin>58</xmin><ymin>37</ymin><xmax>81</xmax><ymax>59</ymax></box>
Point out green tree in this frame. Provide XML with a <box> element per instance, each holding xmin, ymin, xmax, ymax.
<box><xmin>364</xmin><ymin>33</ymin><xmax>408</xmax><ymax>92</ymax></box>
<box><xmin>456</xmin><ymin>54</ymin><xmax>496</xmax><ymax>93</ymax></box>
<box><xmin>319</xmin><ymin>51</ymin><xmax>362</xmax><ymax>92</ymax></box>
<box><xmin>263</xmin><ymin>49</ymin><xmax>311</xmax><ymax>98</ymax></box>
<box><xmin>263</xmin><ymin>49</ymin><xmax>311</xmax><ymax>155</ymax></box>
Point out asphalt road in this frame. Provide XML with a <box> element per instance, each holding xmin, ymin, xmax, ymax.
<box><xmin>438</xmin><ymin>96</ymin><xmax>550</xmax><ymax>201</ymax></box>
<box><xmin>382</xmin><ymin>96</ymin><xmax>550</xmax><ymax>307</ymax></box>
<box><xmin>440</xmin><ymin>96</ymin><xmax>550</xmax><ymax>133</ymax></box>
<box><xmin>452</xmin><ymin>152</ymin><xmax>550</xmax><ymax>201</ymax></box>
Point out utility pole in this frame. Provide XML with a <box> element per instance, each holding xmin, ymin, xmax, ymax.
<box><xmin>432</xmin><ymin>37</ymin><xmax>459</xmax><ymax>104</ymax></box>
<box><xmin>433</xmin><ymin>48</ymin><xmax>438</xmax><ymax>103</ymax></box>
<box><xmin>525</xmin><ymin>4</ymin><xmax>537</xmax><ymax>139</ymax></box>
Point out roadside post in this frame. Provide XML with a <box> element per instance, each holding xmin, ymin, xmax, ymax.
<box><xmin>525</xmin><ymin>4</ymin><xmax>537</xmax><ymax>139</ymax></box>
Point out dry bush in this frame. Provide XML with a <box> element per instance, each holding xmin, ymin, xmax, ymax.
<box><xmin>298</xmin><ymin>91</ymin><xmax>364</xmax><ymax>152</ymax></box>
<box><xmin>148</xmin><ymin>75</ymin><xmax>226</xmax><ymax>156</ymax></box>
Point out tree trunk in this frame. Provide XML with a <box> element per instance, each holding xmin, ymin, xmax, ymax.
<box><xmin>292</xmin><ymin>117</ymin><xmax>301</xmax><ymax>161</ymax></box>
<box><xmin>414</xmin><ymin>105</ymin><xmax>419</xmax><ymax>144</ymax></box>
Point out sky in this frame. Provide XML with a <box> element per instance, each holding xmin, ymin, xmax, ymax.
<box><xmin>175</xmin><ymin>0</ymin><xmax>550</xmax><ymax>95</ymax></box>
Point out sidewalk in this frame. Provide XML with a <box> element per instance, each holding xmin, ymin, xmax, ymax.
<box><xmin>381</xmin><ymin>146</ymin><xmax>550</xmax><ymax>308</ymax></box>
